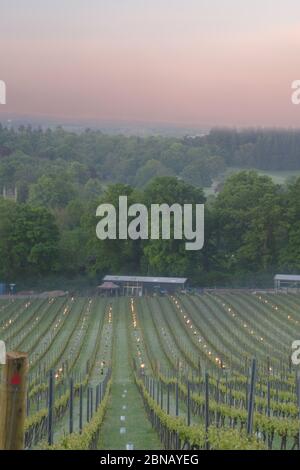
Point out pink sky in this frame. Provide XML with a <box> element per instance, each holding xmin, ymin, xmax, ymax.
<box><xmin>0</xmin><ymin>1</ymin><xmax>300</xmax><ymax>127</ymax></box>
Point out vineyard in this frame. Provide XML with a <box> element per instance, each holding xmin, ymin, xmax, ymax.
<box><xmin>0</xmin><ymin>292</ymin><xmax>300</xmax><ymax>450</ymax></box>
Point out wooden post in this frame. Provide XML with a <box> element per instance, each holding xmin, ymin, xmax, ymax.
<box><xmin>247</xmin><ymin>358</ymin><xmax>257</xmax><ymax>435</ymax></box>
<box><xmin>187</xmin><ymin>381</ymin><xmax>191</xmax><ymax>426</ymax></box>
<box><xmin>296</xmin><ymin>371</ymin><xmax>300</xmax><ymax>450</ymax></box>
<box><xmin>205</xmin><ymin>372</ymin><xmax>210</xmax><ymax>450</ymax></box>
<box><xmin>47</xmin><ymin>370</ymin><xmax>54</xmax><ymax>446</ymax></box>
<box><xmin>79</xmin><ymin>384</ymin><xmax>83</xmax><ymax>433</ymax></box>
<box><xmin>267</xmin><ymin>357</ymin><xmax>271</xmax><ymax>449</ymax></box>
<box><xmin>69</xmin><ymin>378</ymin><xmax>74</xmax><ymax>434</ymax></box>
<box><xmin>175</xmin><ymin>382</ymin><xmax>179</xmax><ymax>417</ymax></box>
<box><xmin>96</xmin><ymin>384</ymin><xmax>99</xmax><ymax>410</ymax></box>
<box><xmin>90</xmin><ymin>387</ymin><xmax>93</xmax><ymax>419</ymax></box>
<box><xmin>0</xmin><ymin>352</ymin><xmax>28</xmax><ymax>450</ymax></box>
<box><xmin>87</xmin><ymin>387</ymin><xmax>90</xmax><ymax>422</ymax></box>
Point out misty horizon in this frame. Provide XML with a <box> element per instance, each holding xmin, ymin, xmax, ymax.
<box><xmin>1</xmin><ymin>1</ymin><xmax>300</xmax><ymax>127</ymax></box>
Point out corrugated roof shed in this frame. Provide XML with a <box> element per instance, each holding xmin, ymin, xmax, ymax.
<box><xmin>103</xmin><ymin>275</ymin><xmax>187</xmax><ymax>284</ymax></box>
<box><xmin>98</xmin><ymin>281</ymin><xmax>120</xmax><ymax>289</ymax></box>
<box><xmin>274</xmin><ymin>274</ymin><xmax>300</xmax><ymax>281</ymax></box>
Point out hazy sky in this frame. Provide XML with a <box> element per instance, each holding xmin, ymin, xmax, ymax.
<box><xmin>1</xmin><ymin>0</ymin><xmax>300</xmax><ymax>127</ymax></box>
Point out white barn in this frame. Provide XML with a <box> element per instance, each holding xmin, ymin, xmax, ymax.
<box><xmin>274</xmin><ymin>274</ymin><xmax>300</xmax><ymax>292</ymax></box>
<box><xmin>103</xmin><ymin>275</ymin><xmax>187</xmax><ymax>296</ymax></box>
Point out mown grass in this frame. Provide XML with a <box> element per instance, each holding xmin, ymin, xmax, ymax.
<box><xmin>98</xmin><ymin>308</ymin><xmax>162</xmax><ymax>450</ymax></box>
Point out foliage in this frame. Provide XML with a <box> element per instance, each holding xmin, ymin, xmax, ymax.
<box><xmin>46</xmin><ymin>379</ymin><xmax>111</xmax><ymax>450</ymax></box>
<box><xmin>136</xmin><ymin>375</ymin><xmax>265</xmax><ymax>450</ymax></box>
<box><xmin>0</xmin><ymin>199</ymin><xmax>59</xmax><ymax>280</ymax></box>
<box><xmin>1</xmin><ymin>124</ymin><xmax>300</xmax><ymax>285</ymax></box>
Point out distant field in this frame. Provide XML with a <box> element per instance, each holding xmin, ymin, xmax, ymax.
<box><xmin>204</xmin><ymin>168</ymin><xmax>300</xmax><ymax>196</ymax></box>
<box><xmin>1</xmin><ymin>292</ymin><xmax>300</xmax><ymax>450</ymax></box>
<box><xmin>255</xmin><ymin>169</ymin><xmax>300</xmax><ymax>184</ymax></box>
<box><xmin>226</xmin><ymin>167</ymin><xmax>300</xmax><ymax>184</ymax></box>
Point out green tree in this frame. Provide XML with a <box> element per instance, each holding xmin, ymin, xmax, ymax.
<box><xmin>135</xmin><ymin>159</ymin><xmax>174</xmax><ymax>187</ymax></box>
<box><xmin>28</xmin><ymin>174</ymin><xmax>75</xmax><ymax>209</ymax></box>
<box><xmin>84</xmin><ymin>184</ymin><xmax>142</xmax><ymax>277</ymax></box>
<box><xmin>0</xmin><ymin>200</ymin><xmax>59</xmax><ymax>279</ymax></box>
<box><xmin>142</xmin><ymin>177</ymin><xmax>206</xmax><ymax>279</ymax></box>
<box><xmin>214</xmin><ymin>171</ymin><xmax>284</xmax><ymax>273</ymax></box>
<box><xmin>279</xmin><ymin>178</ymin><xmax>300</xmax><ymax>270</ymax></box>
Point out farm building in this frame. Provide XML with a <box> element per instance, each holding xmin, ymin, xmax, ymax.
<box><xmin>274</xmin><ymin>274</ymin><xmax>300</xmax><ymax>292</ymax></box>
<box><xmin>97</xmin><ymin>281</ymin><xmax>120</xmax><ymax>296</ymax></box>
<box><xmin>102</xmin><ymin>275</ymin><xmax>187</xmax><ymax>296</ymax></box>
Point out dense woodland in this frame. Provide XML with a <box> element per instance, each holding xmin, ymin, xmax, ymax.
<box><xmin>1</xmin><ymin>125</ymin><xmax>300</xmax><ymax>288</ymax></box>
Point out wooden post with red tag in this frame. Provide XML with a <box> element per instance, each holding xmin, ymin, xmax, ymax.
<box><xmin>0</xmin><ymin>352</ymin><xmax>28</xmax><ymax>450</ymax></box>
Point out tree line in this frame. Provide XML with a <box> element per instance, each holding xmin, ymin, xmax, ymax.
<box><xmin>1</xmin><ymin>171</ymin><xmax>300</xmax><ymax>287</ymax></box>
<box><xmin>1</xmin><ymin>125</ymin><xmax>300</xmax><ymax>287</ymax></box>
<box><xmin>2</xmin><ymin>126</ymin><xmax>300</xmax><ymax>199</ymax></box>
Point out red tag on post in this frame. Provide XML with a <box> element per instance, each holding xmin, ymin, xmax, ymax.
<box><xmin>11</xmin><ymin>373</ymin><xmax>21</xmax><ymax>385</ymax></box>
